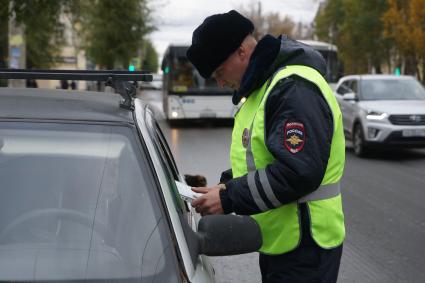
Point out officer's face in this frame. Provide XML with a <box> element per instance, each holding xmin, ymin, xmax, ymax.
<box><xmin>212</xmin><ymin>45</ymin><xmax>250</xmax><ymax>90</ymax></box>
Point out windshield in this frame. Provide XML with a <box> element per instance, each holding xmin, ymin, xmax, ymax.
<box><xmin>360</xmin><ymin>78</ymin><xmax>425</xmax><ymax>100</ymax></box>
<box><xmin>171</xmin><ymin>56</ymin><xmax>221</xmax><ymax>92</ymax></box>
<box><xmin>0</xmin><ymin>122</ymin><xmax>179</xmax><ymax>282</ymax></box>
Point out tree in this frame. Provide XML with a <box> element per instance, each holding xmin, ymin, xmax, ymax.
<box><xmin>315</xmin><ymin>0</ymin><xmax>390</xmax><ymax>74</ymax></box>
<box><xmin>0</xmin><ymin>0</ymin><xmax>8</xmax><ymax>86</ymax></box>
<box><xmin>141</xmin><ymin>39</ymin><xmax>158</xmax><ymax>72</ymax></box>
<box><xmin>237</xmin><ymin>1</ymin><xmax>264</xmax><ymax>39</ymax></box>
<box><xmin>1</xmin><ymin>0</ymin><xmax>156</xmax><ymax>72</ymax></box>
<box><xmin>264</xmin><ymin>13</ymin><xmax>295</xmax><ymax>38</ymax></box>
<box><xmin>314</xmin><ymin>0</ymin><xmax>344</xmax><ymax>44</ymax></box>
<box><xmin>340</xmin><ymin>0</ymin><xmax>389</xmax><ymax>73</ymax></box>
<box><xmin>382</xmin><ymin>0</ymin><xmax>425</xmax><ymax>82</ymax></box>
<box><xmin>237</xmin><ymin>1</ymin><xmax>296</xmax><ymax>39</ymax></box>
<box><xmin>80</xmin><ymin>0</ymin><xmax>154</xmax><ymax>69</ymax></box>
<box><xmin>11</xmin><ymin>0</ymin><xmax>64</xmax><ymax>68</ymax></box>
<box><xmin>0</xmin><ymin>0</ymin><xmax>65</xmax><ymax>69</ymax></box>
<box><xmin>293</xmin><ymin>22</ymin><xmax>314</xmax><ymax>40</ymax></box>
<box><xmin>0</xmin><ymin>0</ymin><xmax>8</xmax><ymax>67</ymax></box>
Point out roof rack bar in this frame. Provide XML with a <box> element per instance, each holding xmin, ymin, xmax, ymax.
<box><xmin>0</xmin><ymin>69</ymin><xmax>151</xmax><ymax>73</ymax></box>
<box><xmin>0</xmin><ymin>69</ymin><xmax>152</xmax><ymax>82</ymax></box>
<box><xmin>0</xmin><ymin>69</ymin><xmax>153</xmax><ymax>111</ymax></box>
<box><xmin>0</xmin><ymin>68</ymin><xmax>151</xmax><ymax>74</ymax></box>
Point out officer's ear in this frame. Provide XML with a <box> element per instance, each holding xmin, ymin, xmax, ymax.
<box><xmin>238</xmin><ymin>37</ymin><xmax>256</xmax><ymax>63</ymax></box>
<box><xmin>236</xmin><ymin>45</ymin><xmax>248</xmax><ymax>61</ymax></box>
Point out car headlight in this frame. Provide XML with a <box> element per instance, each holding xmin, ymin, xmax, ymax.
<box><xmin>366</xmin><ymin>110</ymin><xmax>388</xmax><ymax>120</ymax></box>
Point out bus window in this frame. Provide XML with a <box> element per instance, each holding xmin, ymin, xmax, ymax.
<box><xmin>318</xmin><ymin>50</ymin><xmax>339</xmax><ymax>83</ymax></box>
<box><xmin>298</xmin><ymin>40</ymin><xmax>342</xmax><ymax>83</ymax></box>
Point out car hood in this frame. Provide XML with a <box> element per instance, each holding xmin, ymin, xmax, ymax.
<box><xmin>358</xmin><ymin>100</ymin><xmax>425</xmax><ymax>114</ymax></box>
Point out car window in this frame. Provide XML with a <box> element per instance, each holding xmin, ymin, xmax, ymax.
<box><xmin>143</xmin><ymin>108</ymin><xmax>199</xmax><ymax>265</ymax></box>
<box><xmin>349</xmin><ymin>80</ymin><xmax>358</xmax><ymax>93</ymax></box>
<box><xmin>336</xmin><ymin>80</ymin><xmax>352</xmax><ymax>95</ymax></box>
<box><xmin>144</xmin><ymin>109</ymin><xmax>184</xmax><ymax>210</ymax></box>
<box><xmin>360</xmin><ymin>78</ymin><xmax>425</xmax><ymax>100</ymax></box>
<box><xmin>0</xmin><ymin>122</ymin><xmax>181</xmax><ymax>282</ymax></box>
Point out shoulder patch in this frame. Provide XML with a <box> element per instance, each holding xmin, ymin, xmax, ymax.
<box><xmin>284</xmin><ymin>122</ymin><xmax>306</xmax><ymax>154</ymax></box>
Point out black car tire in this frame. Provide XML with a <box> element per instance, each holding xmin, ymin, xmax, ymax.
<box><xmin>353</xmin><ymin>123</ymin><xmax>370</xmax><ymax>157</ymax></box>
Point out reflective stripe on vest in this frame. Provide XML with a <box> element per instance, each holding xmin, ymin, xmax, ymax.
<box><xmin>298</xmin><ymin>182</ymin><xmax>341</xmax><ymax>203</ymax></box>
<box><xmin>246</xmin><ymin>129</ymin><xmax>341</xmax><ymax>204</ymax></box>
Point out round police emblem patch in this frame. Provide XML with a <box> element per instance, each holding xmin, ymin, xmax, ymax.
<box><xmin>242</xmin><ymin>128</ymin><xmax>250</xmax><ymax>148</ymax></box>
<box><xmin>284</xmin><ymin>122</ymin><xmax>305</xmax><ymax>153</ymax></box>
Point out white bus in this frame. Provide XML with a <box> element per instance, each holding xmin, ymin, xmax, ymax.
<box><xmin>161</xmin><ymin>41</ymin><xmax>341</xmax><ymax>125</ymax></box>
<box><xmin>161</xmin><ymin>45</ymin><xmax>238</xmax><ymax>125</ymax></box>
<box><xmin>298</xmin><ymin>40</ymin><xmax>342</xmax><ymax>88</ymax></box>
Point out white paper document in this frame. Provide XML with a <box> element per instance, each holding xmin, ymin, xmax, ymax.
<box><xmin>175</xmin><ymin>180</ymin><xmax>202</xmax><ymax>202</ymax></box>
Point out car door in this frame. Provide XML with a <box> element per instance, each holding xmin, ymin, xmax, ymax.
<box><xmin>343</xmin><ymin>79</ymin><xmax>360</xmax><ymax>136</ymax></box>
<box><xmin>335</xmin><ymin>79</ymin><xmax>353</xmax><ymax>135</ymax></box>
<box><xmin>140</xmin><ymin>104</ymin><xmax>215</xmax><ymax>283</ymax></box>
<box><xmin>144</xmin><ymin>108</ymin><xmax>196</xmax><ymax>227</ymax></box>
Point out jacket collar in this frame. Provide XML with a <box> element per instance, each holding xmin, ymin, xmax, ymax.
<box><xmin>233</xmin><ymin>35</ymin><xmax>280</xmax><ymax>105</ymax></box>
<box><xmin>232</xmin><ymin>34</ymin><xmax>328</xmax><ymax>105</ymax></box>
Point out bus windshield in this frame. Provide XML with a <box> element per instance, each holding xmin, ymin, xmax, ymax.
<box><xmin>161</xmin><ymin>45</ymin><xmax>237</xmax><ymax>121</ymax></box>
<box><xmin>171</xmin><ymin>56</ymin><xmax>218</xmax><ymax>91</ymax></box>
<box><xmin>162</xmin><ymin>46</ymin><xmax>231</xmax><ymax>94</ymax></box>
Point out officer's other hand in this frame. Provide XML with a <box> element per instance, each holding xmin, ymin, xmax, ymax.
<box><xmin>191</xmin><ymin>186</ymin><xmax>224</xmax><ymax>216</ymax></box>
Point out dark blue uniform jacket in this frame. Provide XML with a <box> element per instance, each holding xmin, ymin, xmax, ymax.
<box><xmin>220</xmin><ymin>35</ymin><xmax>334</xmax><ymax>215</ymax></box>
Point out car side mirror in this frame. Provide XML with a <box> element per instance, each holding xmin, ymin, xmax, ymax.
<box><xmin>342</xmin><ymin>92</ymin><xmax>357</xmax><ymax>101</ymax></box>
<box><xmin>197</xmin><ymin>215</ymin><xmax>262</xmax><ymax>256</ymax></box>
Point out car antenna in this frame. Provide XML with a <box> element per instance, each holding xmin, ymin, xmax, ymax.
<box><xmin>0</xmin><ymin>69</ymin><xmax>153</xmax><ymax>110</ymax></box>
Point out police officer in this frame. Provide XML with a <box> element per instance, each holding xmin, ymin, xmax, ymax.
<box><xmin>189</xmin><ymin>10</ymin><xmax>345</xmax><ymax>283</ymax></box>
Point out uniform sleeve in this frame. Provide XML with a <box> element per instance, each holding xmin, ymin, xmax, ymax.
<box><xmin>220</xmin><ymin>76</ymin><xmax>334</xmax><ymax>215</ymax></box>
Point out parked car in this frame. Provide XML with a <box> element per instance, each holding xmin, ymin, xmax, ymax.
<box><xmin>334</xmin><ymin>75</ymin><xmax>425</xmax><ymax>156</ymax></box>
<box><xmin>0</xmin><ymin>70</ymin><xmax>261</xmax><ymax>282</ymax></box>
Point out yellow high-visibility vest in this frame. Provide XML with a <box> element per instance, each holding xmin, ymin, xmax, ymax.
<box><xmin>230</xmin><ymin>65</ymin><xmax>345</xmax><ymax>254</ymax></box>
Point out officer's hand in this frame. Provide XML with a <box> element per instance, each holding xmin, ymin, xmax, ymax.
<box><xmin>191</xmin><ymin>186</ymin><xmax>224</xmax><ymax>216</ymax></box>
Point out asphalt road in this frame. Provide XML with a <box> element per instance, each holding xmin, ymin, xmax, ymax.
<box><xmin>141</xmin><ymin>89</ymin><xmax>425</xmax><ymax>283</ymax></box>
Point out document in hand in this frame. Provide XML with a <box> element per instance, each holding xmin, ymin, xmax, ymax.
<box><xmin>175</xmin><ymin>180</ymin><xmax>202</xmax><ymax>202</ymax></box>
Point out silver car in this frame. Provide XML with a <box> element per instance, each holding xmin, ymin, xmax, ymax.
<box><xmin>0</xmin><ymin>70</ymin><xmax>261</xmax><ymax>282</ymax></box>
<box><xmin>334</xmin><ymin>75</ymin><xmax>425</xmax><ymax>157</ymax></box>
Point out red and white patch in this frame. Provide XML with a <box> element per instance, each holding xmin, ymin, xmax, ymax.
<box><xmin>284</xmin><ymin>122</ymin><xmax>306</xmax><ymax>153</ymax></box>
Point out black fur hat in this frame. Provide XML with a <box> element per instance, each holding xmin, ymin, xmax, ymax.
<box><xmin>186</xmin><ymin>10</ymin><xmax>254</xmax><ymax>78</ymax></box>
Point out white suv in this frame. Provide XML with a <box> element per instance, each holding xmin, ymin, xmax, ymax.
<box><xmin>334</xmin><ymin>75</ymin><xmax>425</xmax><ymax>157</ymax></box>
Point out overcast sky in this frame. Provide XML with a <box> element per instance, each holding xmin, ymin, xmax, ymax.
<box><xmin>149</xmin><ymin>0</ymin><xmax>321</xmax><ymax>62</ymax></box>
